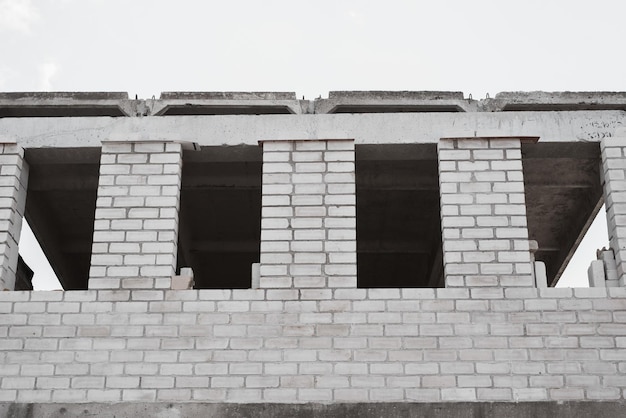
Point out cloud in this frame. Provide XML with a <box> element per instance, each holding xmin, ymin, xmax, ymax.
<box><xmin>39</xmin><ymin>62</ymin><xmax>58</xmax><ymax>90</ymax></box>
<box><xmin>0</xmin><ymin>0</ymin><xmax>39</xmax><ymax>33</ymax></box>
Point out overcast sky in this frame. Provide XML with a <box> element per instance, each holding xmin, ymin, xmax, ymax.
<box><xmin>2</xmin><ymin>0</ymin><xmax>625</xmax><ymax>289</ymax></box>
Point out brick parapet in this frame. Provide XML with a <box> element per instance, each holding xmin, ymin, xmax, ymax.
<box><xmin>88</xmin><ymin>141</ymin><xmax>183</xmax><ymax>290</ymax></box>
<box><xmin>438</xmin><ymin>138</ymin><xmax>534</xmax><ymax>287</ymax></box>
<box><xmin>0</xmin><ymin>143</ymin><xmax>28</xmax><ymax>291</ymax></box>
<box><xmin>259</xmin><ymin>139</ymin><xmax>356</xmax><ymax>289</ymax></box>
<box><xmin>0</xmin><ymin>287</ymin><xmax>625</xmax><ymax>403</ymax></box>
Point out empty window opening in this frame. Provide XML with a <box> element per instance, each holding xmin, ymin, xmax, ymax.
<box><xmin>22</xmin><ymin>147</ymin><xmax>101</xmax><ymax>290</ymax></box>
<box><xmin>557</xmin><ymin>205</ymin><xmax>608</xmax><ymax>287</ymax></box>
<box><xmin>356</xmin><ymin>144</ymin><xmax>443</xmax><ymax>288</ymax></box>
<box><xmin>522</xmin><ymin>142</ymin><xmax>604</xmax><ymax>287</ymax></box>
<box><xmin>177</xmin><ymin>145</ymin><xmax>262</xmax><ymax>289</ymax></box>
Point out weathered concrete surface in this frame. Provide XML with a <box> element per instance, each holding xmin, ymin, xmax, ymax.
<box><xmin>3</xmin><ymin>91</ymin><xmax>626</xmax><ymax>117</ymax></box>
<box><xmin>0</xmin><ymin>111</ymin><xmax>623</xmax><ymax>148</ymax></box>
<box><xmin>154</xmin><ymin>92</ymin><xmax>304</xmax><ymax>115</ymax></box>
<box><xmin>160</xmin><ymin>92</ymin><xmax>297</xmax><ymax>100</ymax></box>
<box><xmin>317</xmin><ymin>91</ymin><xmax>469</xmax><ymax>114</ymax></box>
<box><xmin>0</xmin><ymin>92</ymin><xmax>133</xmax><ymax>117</ymax></box>
<box><xmin>2</xmin><ymin>402</ymin><xmax>626</xmax><ymax>418</ymax></box>
<box><xmin>487</xmin><ymin>91</ymin><xmax>626</xmax><ymax>112</ymax></box>
<box><xmin>0</xmin><ymin>92</ymin><xmax>129</xmax><ymax>100</ymax></box>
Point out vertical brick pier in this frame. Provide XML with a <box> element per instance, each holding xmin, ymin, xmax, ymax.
<box><xmin>88</xmin><ymin>141</ymin><xmax>183</xmax><ymax>290</ymax></box>
<box><xmin>438</xmin><ymin>137</ymin><xmax>534</xmax><ymax>287</ymax></box>
<box><xmin>601</xmin><ymin>132</ymin><xmax>626</xmax><ymax>286</ymax></box>
<box><xmin>259</xmin><ymin>139</ymin><xmax>357</xmax><ymax>289</ymax></box>
<box><xmin>0</xmin><ymin>142</ymin><xmax>28</xmax><ymax>290</ymax></box>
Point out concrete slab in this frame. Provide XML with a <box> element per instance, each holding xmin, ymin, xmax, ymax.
<box><xmin>2</xmin><ymin>402</ymin><xmax>626</xmax><ymax>418</ymax></box>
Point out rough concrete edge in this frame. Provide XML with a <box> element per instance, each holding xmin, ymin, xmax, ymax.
<box><xmin>0</xmin><ymin>92</ymin><xmax>129</xmax><ymax>100</ymax></box>
<box><xmin>159</xmin><ymin>92</ymin><xmax>297</xmax><ymax>100</ymax></box>
<box><xmin>328</xmin><ymin>91</ymin><xmax>465</xmax><ymax>100</ymax></box>
<box><xmin>495</xmin><ymin>91</ymin><xmax>626</xmax><ymax>101</ymax></box>
<box><xmin>2</xmin><ymin>402</ymin><xmax>626</xmax><ymax>418</ymax></box>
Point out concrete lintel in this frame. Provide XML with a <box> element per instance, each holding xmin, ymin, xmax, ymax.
<box><xmin>258</xmin><ymin>137</ymin><xmax>354</xmax><ymax>145</ymax></box>
<box><xmin>0</xmin><ymin>135</ymin><xmax>17</xmax><ymax>144</ymax></box>
<box><xmin>103</xmin><ymin>135</ymin><xmax>199</xmax><ymax>151</ymax></box>
<box><xmin>440</xmin><ymin>136</ymin><xmax>540</xmax><ymax>143</ymax></box>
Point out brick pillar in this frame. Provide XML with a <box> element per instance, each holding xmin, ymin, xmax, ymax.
<box><xmin>601</xmin><ymin>133</ymin><xmax>626</xmax><ymax>285</ymax></box>
<box><xmin>0</xmin><ymin>143</ymin><xmax>28</xmax><ymax>290</ymax></box>
<box><xmin>88</xmin><ymin>141</ymin><xmax>182</xmax><ymax>290</ymax></box>
<box><xmin>438</xmin><ymin>137</ymin><xmax>534</xmax><ymax>287</ymax></box>
<box><xmin>259</xmin><ymin>139</ymin><xmax>356</xmax><ymax>289</ymax></box>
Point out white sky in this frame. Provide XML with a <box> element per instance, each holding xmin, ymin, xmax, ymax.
<box><xmin>1</xmin><ymin>0</ymin><xmax>625</xmax><ymax>289</ymax></box>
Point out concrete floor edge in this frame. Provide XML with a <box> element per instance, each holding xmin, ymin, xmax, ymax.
<box><xmin>2</xmin><ymin>402</ymin><xmax>626</xmax><ymax>418</ymax></box>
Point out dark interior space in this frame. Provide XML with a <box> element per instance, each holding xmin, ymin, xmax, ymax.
<box><xmin>356</xmin><ymin>144</ymin><xmax>443</xmax><ymax>288</ymax></box>
<box><xmin>24</xmin><ymin>147</ymin><xmax>101</xmax><ymax>290</ymax></box>
<box><xmin>177</xmin><ymin>145</ymin><xmax>262</xmax><ymax>289</ymax></box>
<box><xmin>522</xmin><ymin>142</ymin><xmax>604</xmax><ymax>286</ymax></box>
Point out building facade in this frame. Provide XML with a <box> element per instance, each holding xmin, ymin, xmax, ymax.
<box><xmin>0</xmin><ymin>91</ymin><xmax>626</xmax><ymax>414</ymax></box>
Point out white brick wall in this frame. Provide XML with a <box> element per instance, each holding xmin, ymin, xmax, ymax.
<box><xmin>88</xmin><ymin>142</ymin><xmax>182</xmax><ymax>289</ymax></box>
<box><xmin>0</xmin><ymin>287</ymin><xmax>625</xmax><ymax>403</ymax></box>
<box><xmin>601</xmin><ymin>135</ymin><xmax>626</xmax><ymax>286</ymax></box>
<box><xmin>259</xmin><ymin>140</ymin><xmax>356</xmax><ymax>289</ymax></box>
<box><xmin>0</xmin><ymin>143</ymin><xmax>28</xmax><ymax>291</ymax></box>
<box><xmin>438</xmin><ymin>138</ymin><xmax>534</xmax><ymax>287</ymax></box>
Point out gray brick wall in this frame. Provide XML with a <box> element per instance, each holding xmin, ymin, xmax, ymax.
<box><xmin>0</xmin><ymin>287</ymin><xmax>625</xmax><ymax>403</ymax></box>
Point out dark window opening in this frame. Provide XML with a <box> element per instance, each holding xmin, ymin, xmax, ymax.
<box><xmin>356</xmin><ymin>144</ymin><xmax>443</xmax><ymax>288</ymax></box>
<box><xmin>24</xmin><ymin>147</ymin><xmax>101</xmax><ymax>290</ymax></box>
<box><xmin>177</xmin><ymin>145</ymin><xmax>262</xmax><ymax>289</ymax></box>
<box><xmin>522</xmin><ymin>142</ymin><xmax>604</xmax><ymax>287</ymax></box>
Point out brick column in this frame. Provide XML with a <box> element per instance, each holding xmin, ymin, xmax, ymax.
<box><xmin>259</xmin><ymin>139</ymin><xmax>356</xmax><ymax>289</ymax></box>
<box><xmin>0</xmin><ymin>143</ymin><xmax>28</xmax><ymax>290</ymax></box>
<box><xmin>438</xmin><ymin>137</ymin><xmax>534</xmax><ymax>287</ymax></box>
<box><xmin>88</xmin><ymin>141</ymin><xmax>182</xmax><ymax>290</ymax></box>
<box><xmin>601</xmin><ymin>133</ymin><xmax>626</xmax><ymax>286</ymax></box>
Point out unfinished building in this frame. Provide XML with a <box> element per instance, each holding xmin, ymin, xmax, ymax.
<box><xmin>0</xmin><ymin>91</ymin><xmax>625</xmax><ymax>416</ymax></box>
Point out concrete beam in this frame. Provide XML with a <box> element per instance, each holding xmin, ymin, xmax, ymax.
<box><xmin>1</xmin><ymin>111</ymin><xmax>623</xmax><ymax>148</ymax></box>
